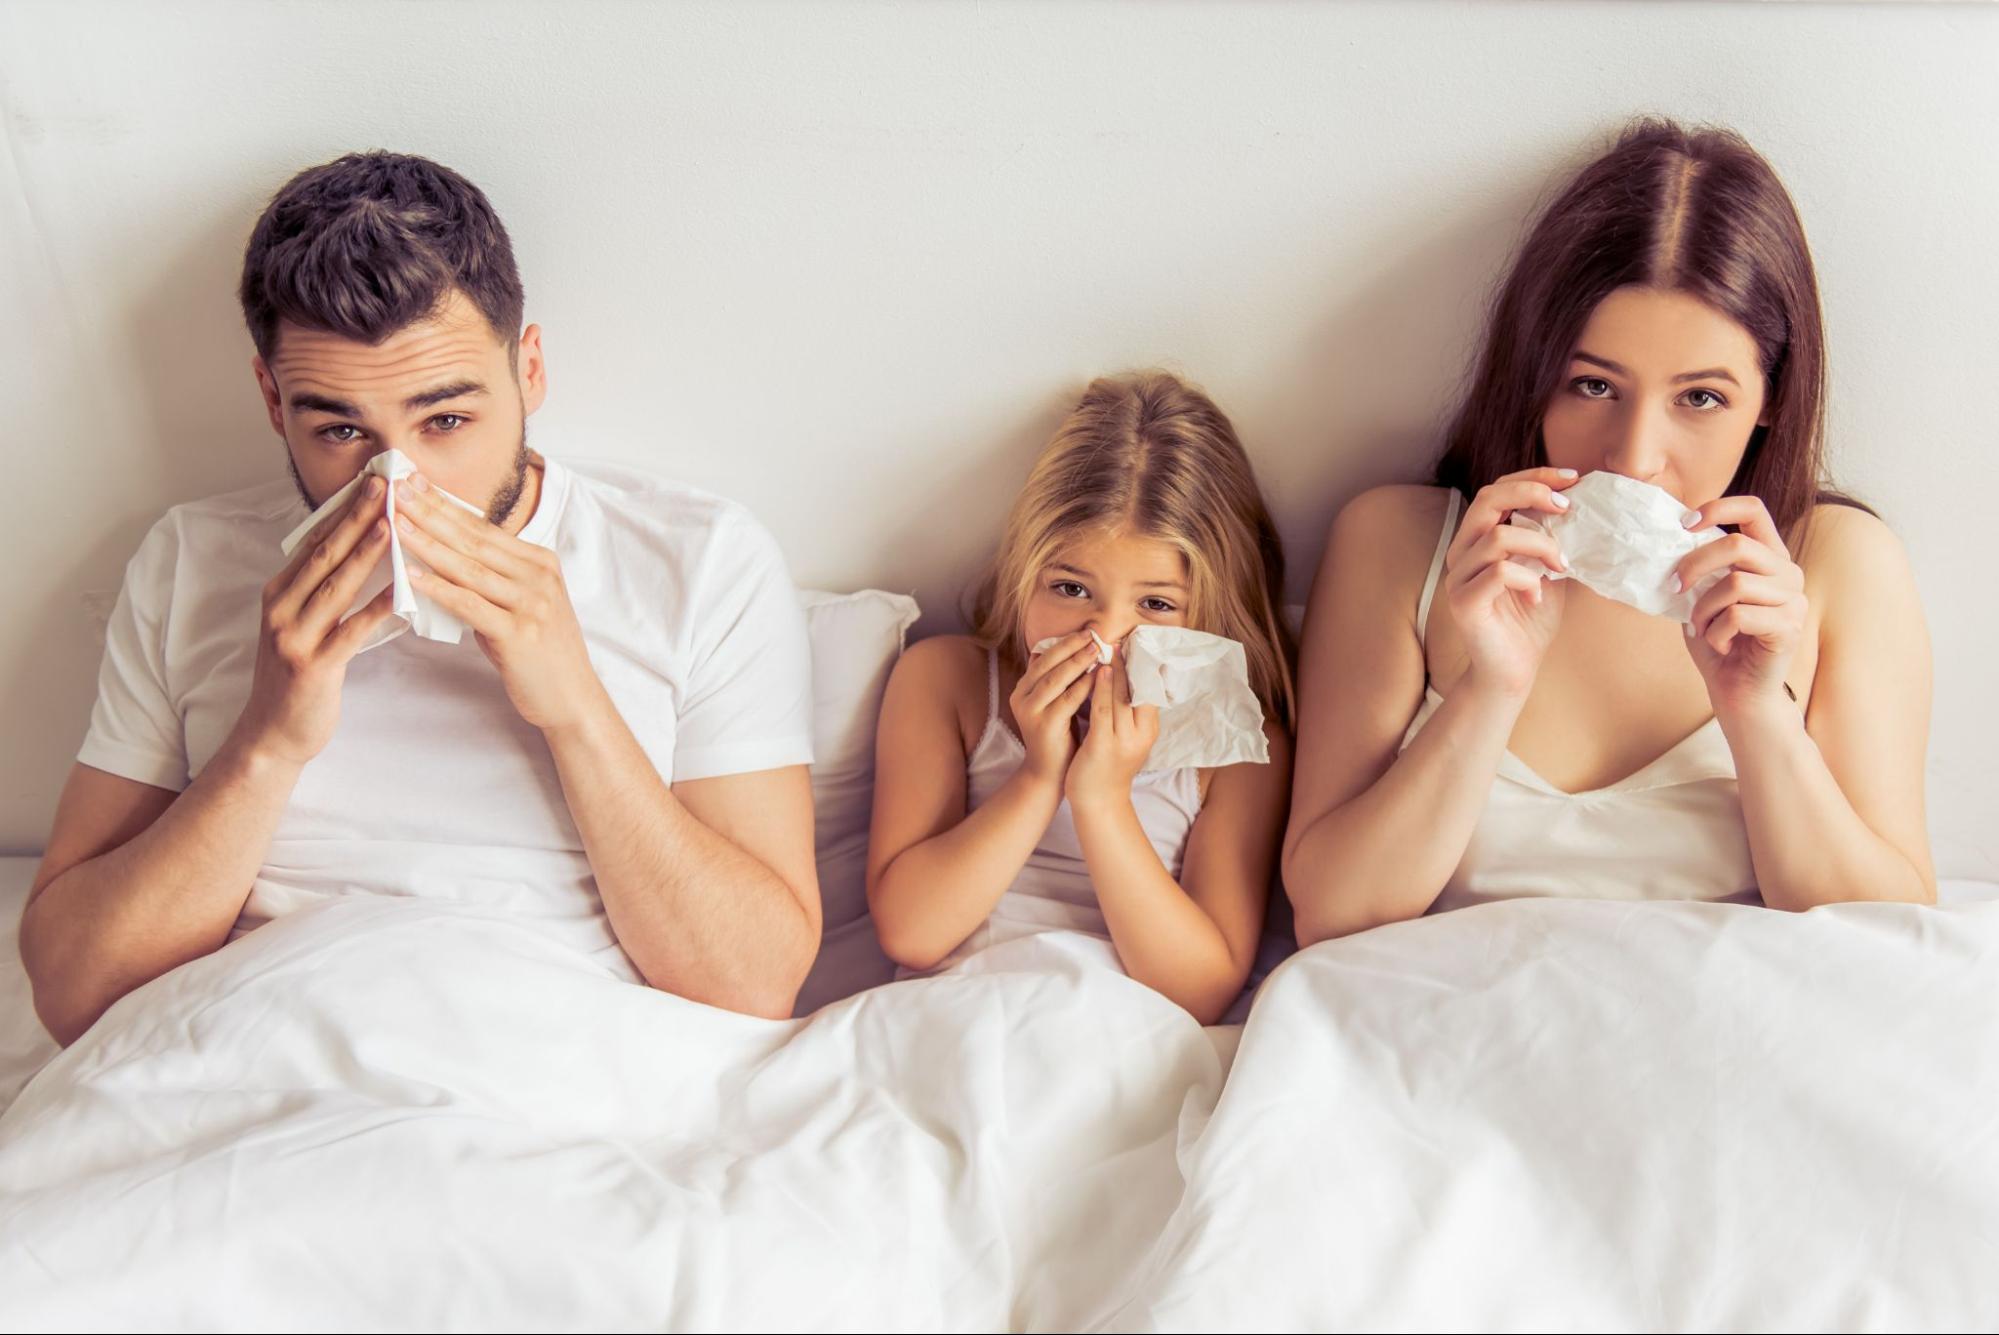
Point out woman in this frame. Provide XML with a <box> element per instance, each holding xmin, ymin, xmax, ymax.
<box><xmin>1284</xmin><ymin>119</ymin><xmax>1934</xmax><ymax>942</ymax></box>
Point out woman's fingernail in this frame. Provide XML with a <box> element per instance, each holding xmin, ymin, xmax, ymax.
<box><xmin>1682</xmin><ymin>510</ymin><xmax>1703</xmax><ymax>528</ymax></box>
<box><xmin>395</xmin><ymin>514</ymin><xmax>412</xmax><ymax>532</ymax></box>
<box><xmin>1552</xmin><ymin>492</ymin><xmax>1570</xmax><ymax>508</ymax></box>
<box><xmin>1557</xmin><ymin>468</ymin><xmax>1578</xmax><ymax>479</ymax></box>
<box><xmin>1684</xmin><ymin>620</ymin><xmax>1696</xmax><ymax>638</ymax></box>
<box><xmin>409</xmin><ymin>473</ymin><xmax>431</xmax><ymax>493</ymax></box>
<box><xmin>1671</xmin><ymin>574</ymin><xmax>1683</xmax><ymax>592</ymax></box>
<box><xmin>365</xmin><ymin>476</ymin><xmax>384</xmax><ymax>496</ymax></box>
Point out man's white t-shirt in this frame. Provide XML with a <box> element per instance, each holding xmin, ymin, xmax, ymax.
<box><xmin>78</xmin><ymin>457</ymin><xmax>814</xmax><ymax>978</ymax></box>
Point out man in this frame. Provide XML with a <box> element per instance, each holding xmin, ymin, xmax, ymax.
<box><xmin>20</xmin><ymin>153</ymin><xmax>820</xmax><ymax>1042</ymax></box>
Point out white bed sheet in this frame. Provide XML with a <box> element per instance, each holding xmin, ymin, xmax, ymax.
<box><xmin>2</xmin><ymin>862</ymin><xmax>1997</xmax><ymax>1330</ymax></box>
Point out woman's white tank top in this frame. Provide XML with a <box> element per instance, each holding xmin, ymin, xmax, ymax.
<box><xmin>1402</xmin><ymin>490</ymin><xmax>1759</xmax><ymax>912</ymax></box>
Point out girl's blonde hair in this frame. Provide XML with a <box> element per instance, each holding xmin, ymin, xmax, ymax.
<box><xmin>967</xmin><ymin>371</ymin><xmax>1296</xmax><ymax>729</ymax></box>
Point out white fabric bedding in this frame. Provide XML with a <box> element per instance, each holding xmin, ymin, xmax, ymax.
<box><xmin>1114</xmin><ymin>895</ymin><xmax>1999</xmax><ymax>1332</ymax></box>
<box><xmin>2</xmin><ymin>865</ymin><xmax>1997</xmax><ymax>1331</ymax></box>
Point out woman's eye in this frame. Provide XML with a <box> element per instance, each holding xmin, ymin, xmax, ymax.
<box><xmin>1572</xmin><ymin>377</ymin><xmax>1614</xmax><ymax>399</ymax></box>
<box><xmin>1052</xmin><ymin>581</ymin><xmax>1089</xmax><ymax>600</ymax></box>
<box><xmin>430</xmin><ymin>413</ymin><xmax>467</xmax><ymax>432</ymax></box>
<box><xmin>1140</xmin><ymin>598</ymin><xmax>1177</xmax><ymax>614</ymax></box>
<box><xmin>1681</xmin><ymin>389</ymin><xmax>1727</xmax><ymax>411</ymax></box>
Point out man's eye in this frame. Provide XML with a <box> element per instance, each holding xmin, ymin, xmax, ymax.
<box><xmin>319</xmin><ymin>424</ymin><xmax>364</xmax><ymax>444</ymax></box>
<box><xmin>430</xmin><ymin>413</ymin><xmax>467</xmax><ymax>432</ymax></box>
<box><xmin>1053</xmin><ymin>581</ymin><xmax>1089</xmax><ymax>599</ymax></box>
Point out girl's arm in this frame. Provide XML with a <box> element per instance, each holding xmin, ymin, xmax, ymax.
<box><xmin>1677</xmin><ymin>500</ymin><xmax>1935</xmax><ymax>908</ymax></box>
<box><xmin>866</xmin><ymin>635</ymin><xmax>1098</xmax><ymax>970</ymax></box>
<box><xmin>1068</xmin><ymin>659</ymin><xmax>1289</xmax><ymax>1023</ymax></box>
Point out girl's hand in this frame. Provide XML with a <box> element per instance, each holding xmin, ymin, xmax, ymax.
<box><xmin>1064</xmin><ymin>661</ymin><xmax>1161</xmax><ymax>811</ymax></box>
<box><xmin>1676</xmin><ymin>495</ymin><xmax>1807</xmax><ymax>718</ymax></box>
<box><xmin>1442</xmin><ymin>468</ymin><xmax>1578</xmax><ymax>698</ymax></box>
<box><xmin>1010</xmin><ymin>632</ymin><xmax>1101</xmax><ymax>786</ymax></box>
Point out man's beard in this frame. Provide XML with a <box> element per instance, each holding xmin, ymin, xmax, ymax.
<box><xmin>287</xmin><ymin>431</ymin><xmax>532</xmax><ymax>528</ymax></box>
<box><xmin>484</xmin><ymin>436</ymin><xmax>533</xmax><ymax>528</ymax></box>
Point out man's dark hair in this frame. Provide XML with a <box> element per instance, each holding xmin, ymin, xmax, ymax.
<box><xmin>239</xmin><ymin>151</ymin><xmax>524</xmax><ymax>361</ymax></box>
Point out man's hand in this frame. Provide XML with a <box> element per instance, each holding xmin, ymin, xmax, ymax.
<box><xmin>238</xmin><ymin>475</ymin><xmax>397</xmax><ymax>766</ymax></box>
<box><xmin>392</xmin><ymin>471</ymin><xmax>607</xmax><ymax>732</ymax></box>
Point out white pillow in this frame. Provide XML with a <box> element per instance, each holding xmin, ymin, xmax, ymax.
<box><xmin>796</xmin><ymin>588</ymin><xmax>920</xmax><ymax>1014</ymax></box>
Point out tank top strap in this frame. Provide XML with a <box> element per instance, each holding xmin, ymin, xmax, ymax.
<box><xmin>986</xmin><ymin>646</ymin><xmax>1001</xmax><ymax>726</ymax></box>
<box><xmin>1414</xmin><ymin>489</ymin><xmax>1464</xmax><ymax>650</ymax></box>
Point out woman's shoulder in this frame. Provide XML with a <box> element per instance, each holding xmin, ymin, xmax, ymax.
<box><xmin>1793</xmin><ymin>501</ymin><xmax>1922</xmax><ymax>628</ymax></box>
<box><xmin>1332</xmin><ymin>483</ymin><xmax>1457</xmax><ymax>539</ymax></box>
<box><xmin>1795</xmin><ymin>499</ymin><xmax>1902</xmax><ymax>561</ymax></box>
<box><xmin>1794</xmin><ymin>501</ymin><xmax>1913</xmax><ymax>585</ymax></box>
<box><xmin>1315</xmin><ymin>483</ymin><xmax>1460</xmax><ymax>602</ymax></box>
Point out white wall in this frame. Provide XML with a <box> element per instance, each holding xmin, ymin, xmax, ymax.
<box><xmin>3</xmin><ymin>0</ymin><xmax>1995</xmax><ymax>876</ymax></box>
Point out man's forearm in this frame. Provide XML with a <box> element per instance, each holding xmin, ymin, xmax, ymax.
<box><xmin>542</xmin><ymin>691</ymin><xmax>817</xmax><ymax>1019</ymax></box>
<box><xmin>22</xmin><ymin>736</ymin><xmax>303</xmax><ymax>1043</ymax></box>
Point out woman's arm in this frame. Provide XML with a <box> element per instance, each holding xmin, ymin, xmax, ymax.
<box><xmin>1281</xmin><ymin>477</ymin><xmax>1575</xmax><ymax>944</ymax></box>
<box><xmin>1680</xmin><ymin>501</ymin><xmax>1935</xmax><ymax>908</ymax></box>
<box><xmin>865</xmin><ymin>635</ymin><xmax>1098</xmax><ymax>970</ymax></box>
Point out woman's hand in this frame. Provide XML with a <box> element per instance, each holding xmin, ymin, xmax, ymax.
<box><xmin>1676</xmin><ymin>495</ymin><xmax>1807</xmax><ymax>718</ymax></box>
<box><xmin>1010</xmin><ymin>632</ymin><xmax>1101</xmax><ymax>787</ymax></box>
<box><xmin>1442</xmin><ymin>467</ymin><xmax>1578</xmax><ymax>698</ymax></box>
<box><xmin>1064</xmin><ymin>661</ymin><xmax>1160</xmax><ymax>811</ymax></box>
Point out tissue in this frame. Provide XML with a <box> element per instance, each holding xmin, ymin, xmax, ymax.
<box><xmin>1031</xmin><ymin>630</ymin><xmax>1116</xmax><ymax>665</ymax></box>
<box><xmin>279</xmin><ymin>449</ymin><xmax>487</xmax><ymax>651</ymax></box>
<box><xmin>1027</xmin><ymin>627</ymin><xmax>1268</xmax><ymax>770</ymax></box>
<box><xmin>1122</xmin><ymin>626</ymin><xmax>1270</xmax><ymax>771</ymax></box>
<box><xmin>1509</xmin><ymin>471</ymin><xmax>1724</xmax><ymax>621</ymax></box>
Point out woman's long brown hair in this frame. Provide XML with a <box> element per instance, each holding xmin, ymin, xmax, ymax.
<box><xmin>1435</xmin><ymin>117</ymin><xmax>1868</xmax><ymax>534</ymax></box>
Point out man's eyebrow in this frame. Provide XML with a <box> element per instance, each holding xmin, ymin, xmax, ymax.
<box><xmin>404</xmin><ymin>380</ymin><xmax>488</xmax><ymax>411</ymax></box>
<box><xmin>289</xmin><ymin>392</ymin><xmax>359</xmax><ymax>416</ymax></box>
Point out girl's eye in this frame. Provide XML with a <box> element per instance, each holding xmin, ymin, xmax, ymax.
<box><xmin>319</xmin><ymin>424</ymin><xmax>364</xmax><ymax>444</ymax></box>
<box><xmin>1052</xmin><ymin>581</ymin><xmax>1089</xmax><ymax>600</ymax></box>
<box><xmin>1572</xmin><ymin>377</ymin><xmax>1614</xmax><ymax>399</ymax></box>
<box><xmin>1681</xmin><ymin>389</ymin><xmax>1727</xmax><ymax>411</ymax></box>
<box><xmin>1140</xmin><ymin>597</ymin><xmax>1177</xmax><ymax>614</ymax></box>
<box><xmin>430</xmin><ymin>413</ymin><xmax>468</xmax><ymax>432</ymax></box>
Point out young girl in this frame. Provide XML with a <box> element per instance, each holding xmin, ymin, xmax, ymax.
<box><xmin>1284</xmin><ymin>118</ymin><xmax>1936</xmax><ymax>943</ymax></box>
<box><xmin>866</xmin><ymin>372</ymin><xmax>1294</xmax><ymax>1025</ymax></box>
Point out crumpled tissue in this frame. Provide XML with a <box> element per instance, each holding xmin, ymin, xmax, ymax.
<box><xmin>1033</xmin><ymin>625</ymin><xmax>1269</xmax><ymax>771</ymax></box>
<box><xmin>279</xmin><ymin>448</ymin><xmax>486</xmax><ymax>651</ymax></box>
<box><xmin>1509</xmin><ymin>470</ymin><xmax>1722</xmax><ymax>621</ymax></box>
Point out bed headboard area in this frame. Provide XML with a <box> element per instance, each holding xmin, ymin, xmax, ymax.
<box><xmin>2</xmin><ymin>0</ymin><xmax>1993</xmax><ymax>877</ymax></box>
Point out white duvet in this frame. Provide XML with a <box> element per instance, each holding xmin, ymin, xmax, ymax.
<box><xmin>3</xmin><ymin>894</ymin><xmax>1996</xmax><ymax>1332</ymax></box>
